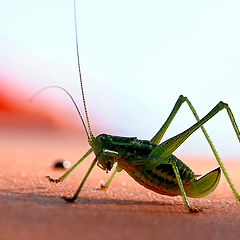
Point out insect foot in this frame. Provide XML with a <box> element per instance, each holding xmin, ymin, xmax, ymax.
<box><xmin>100</xmin><ymin>184</ymin><xmax>108</xmax><ymax>190</ymax></box>
<box><xmin>62</xmin><ymin>196</ymin><xmax>76</xmax><ymax>203</ymax></box>
<box><xmin>46</xmin><ymin>176</ymin><xmax>61</xmax><ymax>183</ymax></box>
<box><xmin>189</xmin><ymin>208</ymin><xmax>201</xmax><ymax>213</ymax></box>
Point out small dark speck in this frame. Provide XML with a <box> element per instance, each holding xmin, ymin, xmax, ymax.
<box><xmin>53</xmin><ymin>160</ymin><xmax>71</xmax><ymax>169</ymax></box>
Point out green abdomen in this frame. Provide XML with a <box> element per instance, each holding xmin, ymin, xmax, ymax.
<box><xmin>118</xmin><ymin>155</ymin><xmax>195</xmax><ymax>196</ymax></box>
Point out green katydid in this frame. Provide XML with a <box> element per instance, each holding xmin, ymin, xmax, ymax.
<box><xmin>44</xmin><ymin>0</ymin><xmax>240</xmax><ymax>213</ymax></box>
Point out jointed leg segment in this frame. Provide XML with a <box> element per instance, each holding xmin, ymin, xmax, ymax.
<box><xmin>64</xmin><ymin>157</ymin><xmax>98</xmax><ymax>202</ymax></box>
<box><xmin>46</xmin><ymin>148</ymin><xmax>93</xmax><ymax>183</ymax></box>
<box><xmin>170</xmin><ymin>161</ymin><xmax>199</xmax><ymax>212</ymax></box>
<box><xmin>151</xmin><ymin>97</ymin><xmax>240</xmax><ymax>201</ymax></box>
<box><xmin>131</xmin><ymin>156</ymin><xmax>199</xmax><ymax>212</ymax></box>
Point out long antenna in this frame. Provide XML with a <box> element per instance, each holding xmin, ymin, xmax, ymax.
<box><xmin>74</xmin><ymin>0</ymin><xmax>93</xmax><ymax>137</ymax></box>
<box><xmin>29</xmin><ymin>85</ymin><xmax>90</xmax><ymax>139</ymax></box>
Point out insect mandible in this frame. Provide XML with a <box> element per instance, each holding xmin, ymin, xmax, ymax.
<box><xmin>38</xmin><ymin>0</ymin><xmax>240</xmax><ymax>213</ymax></box>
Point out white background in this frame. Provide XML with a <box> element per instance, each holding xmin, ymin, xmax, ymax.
<box><xmin>1</xmin><ymin>0</ymin><xmax>240</xmax><ymax>158</ymax></box>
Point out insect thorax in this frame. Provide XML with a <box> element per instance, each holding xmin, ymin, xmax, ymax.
<box><xmin>97</xmin><ymin>134</ymin><xmax>157</xmax><ymax>158</ymax></box>
<box><xmin>95</xmin><ymin>134</ymin><xmax>157</xmax><ymax>170</ymax></box>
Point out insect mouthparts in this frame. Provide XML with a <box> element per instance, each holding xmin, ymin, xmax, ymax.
<box><xmin>106</xmin><ymin>161</ymin><xmax>112</xmax><ymax>171</ymax></box>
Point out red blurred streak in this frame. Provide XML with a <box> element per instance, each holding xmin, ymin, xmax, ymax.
<box><xmin>0</xmin><ymin>76</ymin><xmax>80</xmax><ymax>132</ymax></box>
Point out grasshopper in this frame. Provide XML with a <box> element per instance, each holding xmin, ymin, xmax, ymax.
<box><xmin>45</xmin><ymin>0</ymin><xmax>240</xmax><ymax>213</ymax></box>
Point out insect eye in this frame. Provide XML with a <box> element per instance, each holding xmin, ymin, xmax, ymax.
<box><xmin>98</xmin><ymin>136</ymin><xmax>104</xmax><ymax>144</ymax></box>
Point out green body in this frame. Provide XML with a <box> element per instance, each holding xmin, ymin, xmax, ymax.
<box><xmin>97</xmin><ymin>134</ymin><xmax>191</xmax><ymax>197</ymax></box>
<box><xmin>94</xmin><ymin>134</ymin><xmax>220</xmax><ymax>198</ymax></box>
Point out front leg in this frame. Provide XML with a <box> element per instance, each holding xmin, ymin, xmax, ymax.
<box><xmin>64</xmin><ymin>149</ymin><xmax>120</xmax><ymax>202</ymax></box>
<box><xmin>46</xmin><ymin>148</ymin><xmax>93</xmax><ymax>183</ymax></box>
<box><xmin>64</xmin><ymin>157</ymin><xmax>98</xmax><ymax>202</ymax></box>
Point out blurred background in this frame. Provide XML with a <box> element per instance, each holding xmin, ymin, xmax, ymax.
<box><xmin>1</xmin><ymin>0</ymin><xmax>240</xmax><ymax>159</ymax></box>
